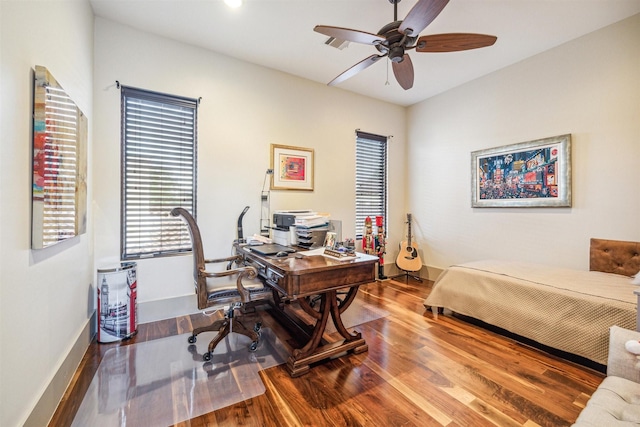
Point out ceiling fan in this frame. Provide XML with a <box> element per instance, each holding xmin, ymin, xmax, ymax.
<box><xmin>314</xmin><ymin>0</ymin><xmax>497</xmax><ymax>90</ymax></box>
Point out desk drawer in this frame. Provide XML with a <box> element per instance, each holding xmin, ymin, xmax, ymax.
<box><xmin>297</xmin><ymin>263</ymin><xmax>375</xmax><ymax>296</ymax></box>
<box><xmin>265</xmin><ymin>267</ymin><xmax>285</xmax><ymax>290</ymax></box>
<box><xmin>244</xmin><ymin>256</ymin><xmax>267</xmax><ymax>276</ymax></box>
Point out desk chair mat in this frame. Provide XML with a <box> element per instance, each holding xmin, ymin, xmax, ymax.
<box><xmin>71</xmin><ymin>329</ymin><xmax>288</xmax><ymax>426</ymax></box>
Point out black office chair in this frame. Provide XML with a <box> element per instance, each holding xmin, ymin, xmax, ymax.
<box><xmin>170</xmin><ymin>208</ymin><xmax>272</xmax><ymax>361</ymax></box>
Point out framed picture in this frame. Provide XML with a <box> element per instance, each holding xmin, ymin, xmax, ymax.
<box><xmin>323</xmin><ymin>232</ymin><xmax>337</xmax><ymax>249</ymax></box>
<box><xmin>471</xmin><ymin>134</ymin><xmax>572</xmax><ymax>208</ymax></box>
<box><xmin>270</xmin><ymin>144</ymin><xmax>314</xmax><ymax>191</ymax></box>
<box><xmin>32</xmin><ymin>65</ymin><xmax>88</xmax><ymax>249</ymax></box>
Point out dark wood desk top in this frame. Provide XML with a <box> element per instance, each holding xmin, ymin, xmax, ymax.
<box><xmin>235</xmin><ymin>245</ymin><xmax>378</xmax><ymax>299</ymax></box>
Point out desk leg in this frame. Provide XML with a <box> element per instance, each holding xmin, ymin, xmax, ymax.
<box><xmin>292</xmin><ymin>293</ymin><xmax>331</xmax><ymax>359</ymax></box>
<box><xmin>330</xmin><ymin>286</ymin><xmax>362</xmax><ymax>342</ymax></box>
<box><xmin>285</xmin><ymin>287</ymin><xmax>368</xmax><ymax>377</ymax></box>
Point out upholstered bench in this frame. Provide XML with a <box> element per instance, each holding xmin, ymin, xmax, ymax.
<box><xmin>572</xmin><ymin>326</ymin><xmax>640</xmax><ymax>426</ymax></box>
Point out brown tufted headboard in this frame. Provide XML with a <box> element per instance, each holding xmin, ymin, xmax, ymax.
<box><xmin>590</xmin><ymin>238</ymin><xmax>640</xmax><ymax>277</ymax></box>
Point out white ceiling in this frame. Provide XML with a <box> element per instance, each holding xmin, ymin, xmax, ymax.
<box><xmin>89</xmin><ymin>0</ymin><xmax>640</xmax><ymax>107</ymax></box>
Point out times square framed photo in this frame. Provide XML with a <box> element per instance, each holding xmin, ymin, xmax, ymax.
<box><xmin>471</xmin><ymin>134</ymin><xmax>572</xmax><ymax>208</ymax></box>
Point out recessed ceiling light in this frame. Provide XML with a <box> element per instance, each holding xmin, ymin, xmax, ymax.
<box><xmin>224</xmin><ymin>0</ymin><xmax>242</xmax><ymax>8</ymax></box>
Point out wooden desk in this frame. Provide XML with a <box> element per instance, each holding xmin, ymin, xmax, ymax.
<box><xmin>235</xmin><ymin>245</ymin><xmax>378</xmax><ymax>376</ymax></box>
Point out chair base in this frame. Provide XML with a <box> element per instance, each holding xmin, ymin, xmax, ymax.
<box><xmin>189</xmin><ymin>308</ymin><xmax>262</xmax><ymax>361</ymax></box>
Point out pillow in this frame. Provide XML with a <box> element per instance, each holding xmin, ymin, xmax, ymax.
<box><xmin>608</xmin><ymin>325</ymin><xmax>640</xmax><ymax>381</ymax></box>
<box><xmin>632</xmin><ymin>271</ymin><xmax>640</xmax><ymax>285</ymax></box>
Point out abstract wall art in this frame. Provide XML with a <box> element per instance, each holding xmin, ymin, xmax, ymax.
<box><xmin>32</xmin><ymin>65</ymin><xmax>88</xmax><ymax>248</ymax></box>
<box><xmin>270</xmin><ymin>144</ymin><xmax>314</xmax><ymax>191</ymax></box>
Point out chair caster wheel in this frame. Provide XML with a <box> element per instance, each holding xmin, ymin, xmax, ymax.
<box><xmin>203</xmin><ymin>351</ymin><xmax>212</xmax><ymax>361</ymax></box>
<box><xmin>188</xmin><ymin>335</ymin><xmax>197</xmax><ymax>344</ymax></box>
<box><xmin>249</xmin><ymin>341</ymin><xmax>258</xmax><ymax>352</ymax></box>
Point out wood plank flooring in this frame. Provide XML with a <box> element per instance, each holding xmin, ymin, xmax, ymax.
<box><xmin>48</xmin><ymin>278</ymin><xmax>604</xmax><ymax>426</ymax></box>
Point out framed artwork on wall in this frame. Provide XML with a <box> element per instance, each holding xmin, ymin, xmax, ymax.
<box><xmin>270</xmin><ymin>144</ymin><xmax>314</xmax><ymax>191</ymax></box>
<box><xmin>32</xmin><ymin>65</ymin><xmax>88</xmax><ymax>248</ymax></box>
<box><xmin>471</xmin><ymin>134</ymin><xmax>572</xmax><ymax>208</ymax></box>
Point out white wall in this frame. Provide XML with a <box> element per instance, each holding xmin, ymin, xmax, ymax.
<box><xmin>93</xmin><ymin>18</ymin><xmax>407</xmax><ymax>304</ymax></box>
<box><xmin>5</xmin><ymin>5</ymin><xmax>637</xmax><ymax>426</ymax></box>
<box><xmin>407</xmin><ymin>14</ymin><xmax>640</xmax><ymax>273</ymax></box>
<box><xmin>0</xmin><ymin>1</ymin><xmax>94</xmax><ymax>426</ymax></box>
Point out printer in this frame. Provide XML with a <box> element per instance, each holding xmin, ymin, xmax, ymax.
<box><xmin>271</xmin><ymin>210</ymin><xmax>314</xmax><ymax>246</ymax></box>
<box><xmin>273</xmin><ymin>212</ymin><xmax>297</xmax><ymax>229</ymax></box>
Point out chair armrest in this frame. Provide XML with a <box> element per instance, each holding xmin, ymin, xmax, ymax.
<box><xmin>204</xmin><ymin>254</ymin><xmax>243</xmax><ymax>265</ymax></box>
<box><xmin>607</xmin><ymin>325</ymin><xmax>640</xmax><ymax>382</ymax></box>
<box><xmin>199</xmin><ymin>265</ymin><xmax>259</xmax><ymax>303</ymax></box>
<box><xmin>235</xmin><ymin>266</ymin><xmax>259</xmax><ymax>302</ymax></box>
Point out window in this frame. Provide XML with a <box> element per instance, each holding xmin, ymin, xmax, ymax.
<box><xmin>121</xmin><ymin>86</ymin><xmax>198</xmax><ymax>259</ymax></box>
<box><xmin>355</xmin><ymin>130</ymin><xmax>387</xmax><ymax>239</ymax></box>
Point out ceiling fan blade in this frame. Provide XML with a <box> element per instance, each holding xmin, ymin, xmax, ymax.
<box><xmin>392</xmin><ymin>54</ymin><xmax>414</xmax><ymax>90</ymax></box>
<box><xmin>328</xmin><ymin>54</ymin><xmax>385</xmax><ymax>86</ymax></box>
<box><xmin>314</xmin><ymin>25</ymin><xmax>385</xmax><ymax>45</ymax></box>
<box><xmin>416</xmin><ymin>33</ymin><xmax>497</xmax><ymax>52</ymax></box>
<box><xmin>399</xmin><ymin>0</ymin><xmax>449</xmax><ymax>37</ymax></box>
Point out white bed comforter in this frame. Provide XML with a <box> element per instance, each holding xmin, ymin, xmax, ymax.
<box><xmin>424</xmin><ymin>260</ymin><xmax>637</xmax><ymax>365</ymax></box>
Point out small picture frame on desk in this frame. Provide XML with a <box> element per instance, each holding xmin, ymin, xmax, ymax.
<box><xmin>270</xmin><ymin>144</ymin><xmax>314</xmax><ymax>191</ymax></box>
<box><xmin>323</xmin><ymin>232</ymin><xmax>337</xmax><ymax>249</ymax></box>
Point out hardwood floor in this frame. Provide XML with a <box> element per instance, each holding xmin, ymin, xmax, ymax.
<box><xmin>49</xmin><ymin>278</ymin><xmax>603</xmax><ymax>426</ymax></box>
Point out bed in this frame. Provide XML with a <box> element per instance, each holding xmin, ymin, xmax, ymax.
<box><xmin>424</xmin><ymin>238</ymin><xmax>640</xmax><ymax>365</ymax></box>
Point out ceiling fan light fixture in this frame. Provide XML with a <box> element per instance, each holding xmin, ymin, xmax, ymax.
<box><xmin>389</xmin><ymin>45</ymin><xmax>405</xmax><ymax>63</ymax></box>
<box><xmin>224</xmin><ymin>0</ymin><xmax>242</xmax><ymax>9</ymax></box>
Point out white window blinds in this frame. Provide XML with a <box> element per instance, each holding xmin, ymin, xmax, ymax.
<box><xmin>121</xmin><ymin>86</ymin><xmax>198</xmax><ymax>259</ymax></box>
<box><xmin>355</xmin><ymin>131</ymin><xmax>388</xmax><ymax>239</ymax></box>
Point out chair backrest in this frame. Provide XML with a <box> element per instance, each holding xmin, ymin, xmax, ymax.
<box><xmin>170</xmin><ymin>207</ymin><xmax>268</xmax><ymax>310</ymax></box>
<box><xmin>170</xmin><ymin>207</ymin><xmax>205</xmax><ymax>290</ymax></box>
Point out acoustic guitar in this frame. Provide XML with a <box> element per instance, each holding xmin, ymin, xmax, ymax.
<box><xmin>396</xmin><ymin>213</ymin><xmax>422</xmax><ymax>272</ymax></box>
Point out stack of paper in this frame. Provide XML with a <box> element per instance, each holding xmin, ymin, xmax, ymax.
<box><xmin>294</xmin><ymin>214</ymin><xmax>330</xmax><ymax>228</ymax></box>
<box><xmin>295</xmin><ymin>227</ymin><xmax>328</xmax><ymax>249</ymax></box>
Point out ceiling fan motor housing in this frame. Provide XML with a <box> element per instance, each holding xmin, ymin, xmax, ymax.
<box><xmin>376</xmin><ymin>21</ymin><xmax>417</xmax><ymax>62</ymax></box>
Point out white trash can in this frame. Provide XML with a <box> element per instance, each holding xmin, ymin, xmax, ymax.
<box><xmin>97</xmin><ymin>262</ymin><xmax>138</xmax><ymax>343</ymax></box>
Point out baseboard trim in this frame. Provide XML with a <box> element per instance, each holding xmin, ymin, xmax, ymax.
<box><xmin>424</xmin><ymin>265</ymin><xmax>444</xmax><ymax>281</ymax></box>
<box><xmin>384</xmin><ymin>264</ymin><xmax>443</xmax><ymax>281</ymax></box>
<box><xmin>138</xmin><ymin>294</ymin><xmax>199</xmax><ymax>324</ymax></box>
<box><xmin>25</xmin><ymin>311</ymin><xmax>96</xmax><ymax>427</ymax></box>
